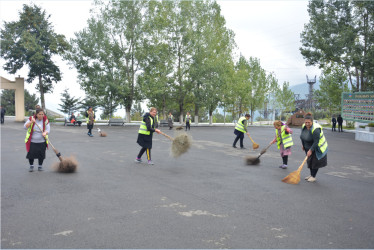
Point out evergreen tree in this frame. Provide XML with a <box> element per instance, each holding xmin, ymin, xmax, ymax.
<box><xmin>58</xmin><ymin>88</ymin><xmax>80</xmax><ymax>116</ymax></box>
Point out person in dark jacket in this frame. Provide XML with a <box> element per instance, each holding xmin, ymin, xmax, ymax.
<box><xmin>135</xmin><ymin>107</ymin><xmax>161</xmax><ymax>165</ymax></box>
<box><xmin>331</xmin><ymin>116</ymin><xmax>337</xmax><ymax>132</ymax></box>
<box><xmin>0</xmin><ymin>106</ymin><xmax>5</xmax><ymax>124</ymax></box>
<box><xmin>337</xmin><ymin>115</ymin><xmax>343</xmax><ymax>132</ymax></box>
<box><xmin>85</xmin><ymin>107</ymin><xmax>95</xmax><ymax>137</ymax></box>
<box><xmin>232</xmin><ymin>114</ymin><xmax>251</xmax><ymax>149</ymax></box>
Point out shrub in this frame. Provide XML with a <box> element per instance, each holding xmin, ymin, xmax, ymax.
<box><xmin>368</xmin><ymin>123</ymin><xmax>374</xmax><ymax>127</ymax></box>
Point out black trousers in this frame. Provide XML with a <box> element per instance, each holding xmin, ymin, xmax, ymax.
<box><xmin>332</xmin><ymin>123</ymin><xmax>336</xmax><ymax>131</ymax></box>
<box><xmin>29</xmin><ymin>158</ymin><xmax>44</xmax><ymax>166</ymax></box>
<box><xmin>1</xmin><ymin>115</ymin><xmax>4</xmax><ymax>124</ymax></box>
<box><xmin>282</xmin><ymin>155</ymin><xmax>288</xmax><ymax>165</ymax></box>
<box><xmin>186</xmin><ymin>122</ymin><xmax>190</xmax><ymax>130</ymax></box>
<box><xmin>310</xmin><ymin>168</ymin><xmax>319</xmax><ymax>177</ymax></box>
<box><xmin>233</xmin><ymin>132</ymin><xmax>244</xmax><ymax>148</ymax></box>
<box><xmin>338</xmin><ymin>123</ymin><xmax>343</xmax><ymax>132</ymax></box>
<box><xmin>137</xmin><ymin>147</ymin><xmax>151</xmax><ymax>161</ymax></box>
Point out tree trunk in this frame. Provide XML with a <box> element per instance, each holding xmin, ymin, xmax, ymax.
<box><xmin>126</xmin><ymin>106</ymin><xmax>131</xmax><ymax>123</ymax></box>
<box><xmin>195</xmin><ymin>105</ymin><xmax>199</xmax><ymax>125</ymax></box>
<box><xmin>38</xmin><ymin>75</ymin><xmax>46</xmax><ymax>111</ymax></box>
<box><xmin>209</xmin><ymin>109</ymin><xmax>213</xmax><ymax>125</ymax></box>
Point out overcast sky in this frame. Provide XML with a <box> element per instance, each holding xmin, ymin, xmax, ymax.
<box><xmin>0</xmin><ymin>0</ymin><xmax>320</xmax><ymax>117</ymax></box>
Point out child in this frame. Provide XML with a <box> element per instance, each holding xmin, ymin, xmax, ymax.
<box><xmin>270</xmin><ymin>120</ymin><xmax>293</xmax><ymax>169</ymax></box>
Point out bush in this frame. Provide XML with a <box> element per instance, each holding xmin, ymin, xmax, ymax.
<box><xmin>359</xmin><ymin>125</ymin><xmax>366</xmax><ymax>128</ymax></box>
<box><xmin>368</xmin><ymin>123</ymin><xmax>374</xmax><ymax>127</ymax></box>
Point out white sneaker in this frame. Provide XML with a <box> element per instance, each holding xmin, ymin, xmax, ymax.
<box><xmin>307</xmin><ymin>177</ymin><xmax>316</xmax><ymax>182</ymax></box>
<box><xmin>305</xmin><ymin>175</ymin><xmax>312</xmax><ymax>180</ymax></box>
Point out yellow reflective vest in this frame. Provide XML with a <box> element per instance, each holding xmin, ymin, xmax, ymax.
<box><xmin>185</xmin><ymin>115</ymin><xmax>192</xmax><ymax>123</ymax></box>
<box><xmin>302</xmin><ymin>123</ymin><xmax>328</xmax><ymax>154</ymax></box>
<box><xmin>235</xmin><ymin>117</ymin><xmax>247</xmax><ymax>133</ymax></box>
<box><xmin>275</xmin><ymin>125</ymin><xmax>293</xmax><ymax>149</ymax></box>
<box><xmin>138</xmin><ymin>116</ymin><xmax>154</xmax><ymax>135</ymax></box>
<box><xmin>25</xmin><ymin>119</ymin><xmax>49</xmax><ymax>151</ymax></box>
<box><xmin>86</xmin><ymin>111</ymin><xmax>95</xmax><ymax>124</ymax></box>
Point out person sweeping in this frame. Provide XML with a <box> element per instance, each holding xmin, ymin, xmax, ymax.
<box><xmin>300</xmin><ymin>112</ymin><xmax>328</xmax><ymax>182</ymax></box>
<box><xmin>232</xmin><ymin>114</ymin><xmax>250</xmax><ymax>149</ymax></box>
<box><xmin>24</xmin><ymin>108</ymin><xmax>50</xmax><ymax>172</ymax></box>
<box><xmin>269</xmin><ymin>120</ymin><xmax>293</xmax><ymax>169</ymax></box>
<box><xmin>85</xmin><ymin>107</ymin><xmax>95</xmax><ymax>137</ymax></box>
<box><xmin>135</xmin><ymin>107</ymin><xmax>161</xmax><ymax>165</ymax></box>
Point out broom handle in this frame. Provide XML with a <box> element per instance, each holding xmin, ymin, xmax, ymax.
<box><xmin>260</xmin><ymin>142</ymin><xmax>273</xmax><ymax>156</ymax></box>
<box><xmin>159</xmin><ymin>131</ymin><xmax>174</xmax><ymax>141</ymax></box>
<box><xmin>33</xmin><ymin>122</ymin><xmax>63</xmax><ymax>161</ymax></box>
<box><xmin>297</xmin><ymin>156</ymin><xmax>308</xmax><ymax>173</ymax></box>
<box><xmin>246</xmin><ymin>133</ymin><xmax>256</xmax><ymax>144</ymax></box>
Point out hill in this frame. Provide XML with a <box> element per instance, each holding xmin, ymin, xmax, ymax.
<box><xmin>289</xmin><ymin>80</ymin><xmax>320</xmax><ymax>99</ymax></box>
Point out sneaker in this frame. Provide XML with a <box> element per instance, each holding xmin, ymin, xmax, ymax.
<box><xmin>232</xmin><ymin>145</ymin><xmax>237</xmax><ymax>148</ymax></box>
<box><xmin>89</xmin><ymin>134</ymin><xmax>94</xmax><ymax>137</ymax></box>
<box><xmin>38</xmin><ymin>166</ymin><xmax>43</xmax><ymax>171</ymax></box>
<box><xmin>148</xmin><ymin>160</ymin><xmax>154</xmax><ymax>165</ymax></box>
<box><xmin>240</xmin><ymin>147</ymin><xmax>246</xmax><ymax>149</ymax></box>
<box><xmin>29</xmin><ymin>166</ymin><xmax>34</xmax><ymax>172</ymax></box>
<box><xmin>134</xmin><ymin>158</ymin><xmax>142</xmax><ymax>163</ymax></box>
<box><xmin>304</xmin><ymin>175</ymin><xmax>312</xmax><ymax>180</ymax></box>
<box><xmin>307</xmin><ymin>177</ymin><xmax>316</xmax><ymax>182</ymax></box>
<box><xmin>87</xmin><ymin>132</ymin><xmax>90</xmax><ymax>135</ymax></box>
<box><xmin>282</xmin><ymin>165</ymin><xmax>288</xmax><ymax>169</ymax></box>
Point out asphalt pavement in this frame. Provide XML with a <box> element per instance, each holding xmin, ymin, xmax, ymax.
<box><xmin>1</xmin><ymin>121</ymin><xmax>374</xmax><ymax>249</ymax></box>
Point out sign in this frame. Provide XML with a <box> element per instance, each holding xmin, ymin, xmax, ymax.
<box><xmin>341</xmin><ymin>92</ymin><xmax>374</xmax><ymax>123</ymax></box>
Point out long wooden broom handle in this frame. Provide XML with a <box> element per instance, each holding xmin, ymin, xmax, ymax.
<box><xmin>246</xmin><ymin>133</ymin><xmax>255</xmax><ymax>144</ymax></box>
<box><xmin>159</xmin><ymin>131</ymin><xmax>174</xmax><ymax>141</ymax></box>
<box><xmin>297</xmin><ymin>156</ymin><xmax>308</xmax><ymax>173</ymax></box>
<box><xmin>33</xmin><ymin>122</ymin><xmax>58</xmax><ymax>154</ymax></box>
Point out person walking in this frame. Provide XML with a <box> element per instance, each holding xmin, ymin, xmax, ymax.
<box><xmin>270</xmin><ymin>120</ymin><xmax>293</xmax><ymax>169</ymax></box>
<box><xmin>0</xmin><ymin>106</ymin><xmax>5</xmax><ymax>124</ymax></box>
<box><xmin>135</xmin><ymin>107</ymin><xmax>161</xmax><ymax>165</ymax></box>
<box><xmin>185</xmin><ymin>112</ymin><xmax>192</xmax><ymax>131</ymax></box>
<box><xmin>85</xmin><ymin>107</ymin><xmax>95</xmax><ymax>137</ymax></box>
<box><xmin>24</xmin><ymin>108</ymin><xmax>50</xmax><ymax>172</ymax></box>
<box><xmin>331</xmin><ymin>116</ymin><xmax>337</xmax><ymax>132</ymax></box>
<box><xmin>168</xmin><ymin>112</ymin><xmax>174</xmax><ymax>130</ymax></box>
<box><xmin>232</xmin><ymin>114</ymin><xmax>251</xmax><ymax>149</ymax></box>
<box><xmin>337</xmin><ymin>114</ymin><xmax>343</xmax><ymax>132</ymax></box>
<box><xmin>300</xmin><ymin>112</ymin><xmax>328</xmax><ymax>182</ymax></box>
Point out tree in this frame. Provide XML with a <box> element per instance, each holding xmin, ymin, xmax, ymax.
<box><xmin>58</xmin><ymin>89</ymin><xmax>80</xmax><ymax>116</ymax></box>
<box><xmin>0</xmin><ymin>89</ymin><xmax>38</xmax><ymax>116</ymax></box>
<box><xmin>0</xmin><ymin>4</ymin><xmax>69</xmax><ymax>109</ymax></box>
<box><xmin>314</xmin><ymin>65</ymin><xmax>349</xmax><ymax>117</ymax></box>
<box><xmin>300</xmin><ymin>0</ymin><xmax>374</xmax><ymax>91</ymax></box>
<box><xmin>275</xmin><ymin>81</ymin><xmax>295</xmax><ymax>121</ymax></box>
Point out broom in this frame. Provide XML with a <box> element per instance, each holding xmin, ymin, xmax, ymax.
<box><xmin>34</xmin><ymin>122</ymin><xmax>78</xmax><ymax>173</ymax></box>
<box><xmin>282</xmin><ymin>156</ymin><xmax>308</xmax><ymax>184</ymax></box>
<box><xmin>97</xmin><ymin>128</ymin><xmax>107</xmax><ymax>137</ymax></box>
<box><xmin>246</xmin><ymin>133</ymin><xmax>259</xmax><ymax>149</ymax></box>
<box><xmin>245</xmin><ymin>142</ymin><xmax>273</xmax><ymax>165</ymax></box>
<box><xmin>159</xmin><ymin>131</ymin><xmax>191</xmax><ymax>158</ymax></box>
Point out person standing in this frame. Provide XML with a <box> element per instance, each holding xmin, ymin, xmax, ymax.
<box><xmin>185</xmin><ymin>112</ymin><xmax>192</xmax><ymax>131</ymax></box>
<box><xmin>85</xmin><ymin>107</ymin><xmax>95</xmax><ymax>137</ymax></box>
<box><xmin>232</xmin><ymin>114</ymin><xmax>250</xmax><ymax>149</ymax></box>
<box><xmin>331</xmin><ymin>116</ymin><xmax>337</xmax><ymax>132</ymax></box>
<box><xmin>0</xmin><ymin>106</ymin><xmax>5</xmax><ymax>124</ymax></box>
<box><xmin>270</xmin><ymin>120</ymin><xmax>293</xmax><ymax>169</ymax></box>
<box><xmin>24</xmin><ymin>108</ymin><xmax>50</xmax><ymax>172</ymax></box>
<box><xmin>135</xmin><ymin>107</ymin><xmax>161</xmax><ymax>165</ymax></box>
<box><xmin>168</xmin><ymin>112</ymin><xmax>174</xmax><ymax>130</ymax></box>
<box><xmin>300</xmin><ymin>112</ymin><xmax>328</xmax><ymax>182</ymax></box>
<box><xmin>337</xmin><ymin>114</ymin><xmax>343</xmax><ymax>132</ymax></box>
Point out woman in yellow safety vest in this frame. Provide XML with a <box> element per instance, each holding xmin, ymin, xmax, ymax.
<box><xmin>300</xmin><ymin>112</ymin><xmax>328</xmax><ymax>182</ymax></box>
<box><xmin>24</xmin><ymin>108</ymin><xmax>50</xmax><ymax>172</ymax></box>
<box><xmin>185</xmin><ymin>112</ymin><xmax>192</xmax><ymax>131</ymax></box>
<box><xmin>232</xmin><ymin>114</ymin><xmax>251</xmax><ymax>149</ymax></box>
<box><xmin>270</xmin><ymin>120</ymin><xmax>293</xmax><ymax>169</ymax></box>
<box><xmin>135</xmin><ymin>107</ymin><xmax>161</xmax><ymax>165</ymax></box>
<box><xmin>85</xmin><ymin>107</ymin><xmax>95</xmax><ymax>137</ymax></box>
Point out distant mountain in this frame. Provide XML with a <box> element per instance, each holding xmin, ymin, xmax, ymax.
<box><xmin>289</xmin><ymin>80</ymin><xmax>320</xmax><ymax>100</ymax></box>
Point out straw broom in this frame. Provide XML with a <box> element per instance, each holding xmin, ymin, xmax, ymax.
<box><xmin>245</xmin><ymin>142</ymin><xmax>273</xmax><ymax>165</ymax></box>
<box><xmin>34</xmin><ymin>122</ymin><xmax>78</xmax><ymax>173</ymax></box>
<box><xmin>246</xmin><ymin>133</ymin><xmax>259</xmax><ymax>149</ymax></box>
<box><xmin>159</xmin><ymin>131</ymin><xmax>191</xmax><ymax>158</ymax></box>
<box><xmin>282</xmin><ymin>156</ymin><xmax>308</xmax><ymax>184</ymax></box>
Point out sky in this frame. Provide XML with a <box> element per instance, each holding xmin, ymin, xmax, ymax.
<box><xmin>0</xmin><ymin>0</ymin><xmax>321</xmax><ymax>118</ymax></box>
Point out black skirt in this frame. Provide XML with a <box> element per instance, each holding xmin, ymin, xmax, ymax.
<box><xmin>26</xmin><ymin>142</ymin><xmax>47</xmax><ymax>159</ymax></box>
<box><xmin>306</xmin><ymin>151</ymin><xmax>327</xmax><ymax>169</ymax></box>
<box><xmin>137</xmin><ymin>133</ymin><xmax>153</xmax><ymax>149</ymax></box>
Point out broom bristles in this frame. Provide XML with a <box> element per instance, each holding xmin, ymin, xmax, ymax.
<box><xmin>100</xmin><ymin>132</ymin><xmax>107</xmax><ymax>137</ymax></box>
<box><xmin>245</xmin><ymin>156</ymin><xmax>260</xmax><ymax>165</ymax></box>
<box><xmin>253</xmin><ymin>143</ymin><xmax>259</xmax><ymax>149</ymax></box>
<box><xmin>53</xmin><ymin>155</ymin><xmax>78</xmax><ymax>173</ymax></box>
<box><xmin>171</xmin><ymin>133</ymin><xmax>191</xmax><ymax>158</ymax></box>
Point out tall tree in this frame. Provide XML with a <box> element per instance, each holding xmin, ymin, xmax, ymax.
<box><xmin>68</xmin><ymin>0</ymin><xmax>147</xmax><ymax>122</ymax></box>
<box><xmin>58</xmin><ymin>88</ymin><xmax>80</xmax><ymax>116</ymax></box>
<box><xmin>315</xmin><ymin>65</ymin><xmax>349</xmax><ymax>117</ymax></box>
<box><xmin>0</xmin><ymin>89</ymin><xmax>38</xmax><ymax>116</ymax></box>
<box><xmin>300</xmin><ymin>0</ymin><xmax>374</xmax><ymax>91</ymax></box>
<box><xmin>0</xmin><ymin>4</ymin><xmax>69</xmax><ymax>110</ymax></box>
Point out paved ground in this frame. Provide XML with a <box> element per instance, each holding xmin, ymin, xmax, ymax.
<box><xmin>1</xmin><ymin>121</ymin><xmax>374</xmax><ymax>249</ymax></box>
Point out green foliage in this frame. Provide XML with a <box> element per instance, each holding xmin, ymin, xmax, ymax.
<box><xmin>58</xmin><ymin>88</ymin><xmax>80</xmax><ymax>115</ymax></box>
<box><xmin>275</xmin><ymin>81</ymin><xmax>295</xmax><ymax>121</ymax></box>
<box><xmin>368</xmin><ymin>123</ymin><xmax>374</xmax><ymax>127</ymax></box>
<box><xmin>0</xmin><ymin>89</ymin><xmax>39</xmax><ymax>116</ymax></box>
<box><xmin>300</xmin><ymin>1</ymin><xmax>374</xmax><ymax>91</ymax></box>
<box><xmin>0</xmin><ymin>4</ymin><xmax>69</xmax><ymax>109</ymax></box>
